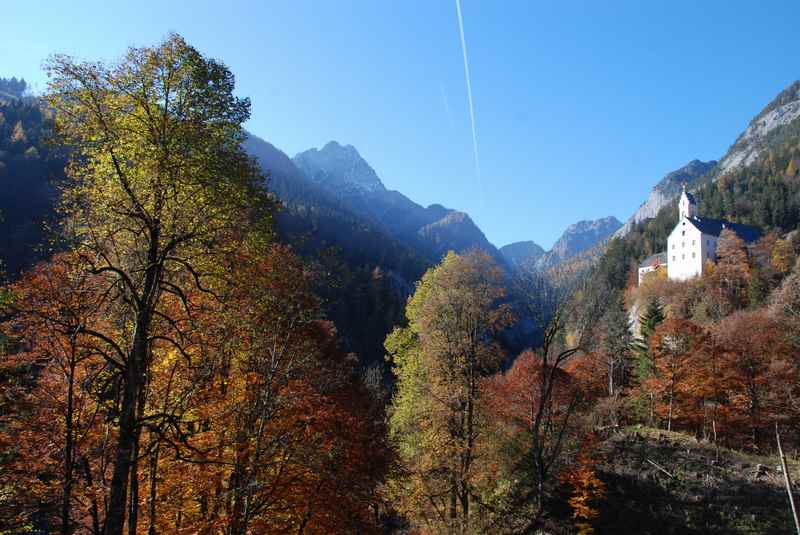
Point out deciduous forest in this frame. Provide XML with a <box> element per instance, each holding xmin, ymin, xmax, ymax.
<box><xmin>3</xmin><ymin>34</ymin><xmax>800</xmax><ymax>535</ymax></box>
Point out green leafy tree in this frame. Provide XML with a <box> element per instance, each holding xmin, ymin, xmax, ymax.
<box><xmin>387</xmin><ymin>250</ymin><xmax>511</xmax><ymax>534</ymax></box>
<box><xmin>44</xmin><ymin>34</ymin><xmax>275</xmax><ymax>535</ymax></box>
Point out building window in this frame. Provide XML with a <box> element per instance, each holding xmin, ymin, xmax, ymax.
<box><xmin>672</xmin><ymin>244</ymin><xmax>675</xmax><ymax>249</ymax></box>
<box><xmin>673</xmin><ymin>256</ymin><xmax>676</xmax><ymax>262</ymax></box>
<box><xmin>692</xmin><ymin>240</ymin><xmax>695</xmax><ymax>245</ymax></box>
<box><xmin>692</xmin><ymin>252</ymin><xmax>696</xmax><ymax>258</ymax></box>
<box><xmin>682</xmin><ymin>242</ymin><xmax>685</xmax><ymax>248</ymax></box>
<box><xmin>682</xmin><ymin>254</ymin><xmax>685</xmax><ymax>260</ymax></box>
<box><xmin>682</xmin><ymin>230</ymin><xmax>685</xmax><ymax>236</ymax></box>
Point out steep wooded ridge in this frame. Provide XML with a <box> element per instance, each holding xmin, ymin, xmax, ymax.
<box><xmin>0</xmin><ymin>82</ymin><xmax>65</xmax><ymax>276</ymax></box>
<box><xmin>614</xmin><ymin>160</ymin><xmax>717</xmax><ymax>239</ymax></box>
<box><xmin>615</xmin><ymin>79</ymin><xmax>800</xmax><ymax>242</ymax></box>
<box><xmin>293</xmin><ymin>140</ymin><xmax>503</xmax><ymax>262</ymax></box>
<box><xmin>594</xmin><ymin>78</ymin><xmax>800</xmax><ymax>290</ymax></box>
<box><xmin>0</xmin><ymin>77</ymin><xmax>28</xmax><ymax>102</ymax></box>
<box><xmin>499</xmin><ymin>240</ymin><xmax>546</xmax><ymax>268</ymax></box>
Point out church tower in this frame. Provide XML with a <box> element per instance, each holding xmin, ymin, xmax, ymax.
<box><xmin>678</xmin><ymin>183</ymin><xmax>697</xmax><ymax>220</ymax></box>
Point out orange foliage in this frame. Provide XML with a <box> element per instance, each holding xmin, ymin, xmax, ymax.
<box><xmin>1</xmin><ymin>246</ymin><xmax>390</xmax><ymax>534</ymax></box>
<box><xmin>560</xmin><ymin>433</ymin><xmax>606</xmax><ymax>535</ymax></box>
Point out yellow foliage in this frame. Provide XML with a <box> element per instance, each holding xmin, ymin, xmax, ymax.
<box><xmin>772</xmin><ymin>239</ymin><xmax>796</xmax><ymax>274</ymax></box>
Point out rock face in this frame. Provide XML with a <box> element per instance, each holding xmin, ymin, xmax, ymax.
<box><xmin>500</xmin><ymin>216</ymin><xmax>622</xmax><ymax>272</ymax></box>
<box><xmin>614</xmin><ymin>160</ymin><xmax>717</xmax><ymax>238</ymax></box>
<box><xmin>294</xmin><ymin>141</ymin><xmax>384</xmax><ymax>193</ymax></box>
<box><xmin>499</xmin><ymin>240</ymin><xmax>546</xmax><ymax>268</ymax></box>
<box><xmin>537</xmin><ymin>216</ymin><xmax>622</xmax><ymax>269</ymax></box>
<box><xmin>718</xmin><ymin>81</ymin><xmax>800</xmax><ymax>174</ymax></box>
<box><xmin>292</xmin><ymin>141</ymin><xmax>503</xmax><ymax>262</ymax></box>
<box><xmin>549</xmin><ymin>216</ymin><xmax>623</xmax><ymax>260</ymax></box>
<box><xmin>615</xmin><ymin>80</ymin><xmax>800</xmax><ymax>240</ymax></box>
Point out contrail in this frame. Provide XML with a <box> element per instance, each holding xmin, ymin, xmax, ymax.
<box><xmin>455</xmin><ymin>0</ymin><xmax>483</xmax><ymax>195</ymax></box>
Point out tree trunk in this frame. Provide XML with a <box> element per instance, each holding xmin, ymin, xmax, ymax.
<box><xmin>127</xmin><ymin>414</ymin><xmax>143</xmax><ymax>535</ymax></box>
<box><xmin>667</xmin><ymin>389</ymin><xmax>674</xmax><ymax>432</ymax></box>
<box><xmin>608</xmin><ymin>359</ymin><xmax>615</xmax><ymax>396</ymax></box>
<box><xmin>106</xmin><ymin>230</ymin><xmax>159</xmax><ymax>535</ymax></box>
<box><xmin>147</xmin><ymin>445</ymin><xmax>159</xmax><ymax>535</ymax></box>
<box><xmin>449</xmin><ymin>475</ymin><xmax>457</xmax><ymax>535</ymax></box>
<box><xmin>62</xmin><ymin>360</ymin><xmax>76</xmax><ymax>535</ymax></box>
<box><xmin>105</xmin><ymin>358</ymin><xmax>142</xmax><ymax>535</ymax></box>
<box><xmin>81</xmin><ymin>457</ymin><xmax>102</xmax><ymax>535</ymax></box>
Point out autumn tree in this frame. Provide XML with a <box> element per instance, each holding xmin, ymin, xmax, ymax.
<box><xmin>481</xmin><ymin>347</ymin><xmax>582</xmax><ymax>531</ymax></box>
<box><xmin>507</xmin><ymin>301</ymin><xmax>590</xmax><ymax>527</ymax></box>
<box><xmin>478</xmin><ymin>279</ymin><xmax>596</xmax><ymax>531</ymax></box>
<box><xmin>713</xmin><ymin>310</ymin><xmax>795</xmax><ymax>448</ymax></box>
<box><xmin>150</xmin><ymin>245</ymin><xmax>390</xmax><ymax>535</ymax></box>
<box><xmin>0</xmin><ymin>254</ymin><xmax>115</xmax><ymax>534</ymax></box>
<box><xmin>43</xmin><ymin>34</ymin><xmax>275</xmax><ymax>535</ymax></box>
<box><xmin>646</xmin><ymin>319</ymin><xmax>708</xmax><ymax>432</ymax></box>
<box><xmin>707</xmin><ymin>229</ymin><xmax>751</xmax><ymax>317</ymax></box>
<box><xmin>387</xmin><ymin>250</ymin><xmax>511</xmax><ymax>534</ymax></box>
<box><xmin>560</xmin><ymin>433</ymin><xmax>606</xmax><ymax>535</ymax></box>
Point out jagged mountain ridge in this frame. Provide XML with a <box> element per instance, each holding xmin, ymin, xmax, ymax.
<box><xmin>615</xmin><ymin>79</ymin><xmax>800</xmax><ymax>240</ymax></box>
<box><xmin>613</xmin><ymin>159</ymin><xmax>717</xmax><ymax>239</ymax></box>
<box><xmin>291</xmin><ymin>141</ymin><xmax>503</xmax><ymax>262</ymax></box>
<box><xmin>718</xmin><ymin>80</ymin><xmax>800</xmax><ymax>173</ymax></box>
<box><xmin>548</xmin><ymin>216</ymin><xmax>623</xmax><ymax>262</ymax></box>
<box><xmin>500</xmin><ymin>216</ymin><xmax>622</xmax><ymax>272</ymax></box>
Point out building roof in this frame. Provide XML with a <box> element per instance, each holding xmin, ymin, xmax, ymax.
<box><xmin>686</xmin><ymin>216</ymin><xmax>762</xmax><ymax>243</ymax></box>
<box><xmin>640</xmin><ymin>252</ymin><xmax>667</xmax><ymax>268</ymax></box>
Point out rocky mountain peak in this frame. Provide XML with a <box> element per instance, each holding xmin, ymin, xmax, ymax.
<box><xmin>500</xmin><ymin>216</ymin><xmax>621</xmax><ymax>272</ymax></box>
<box><xmin>293</xmin><ymin>141</ymin><xmax>385</xmax><ymax>193</ymax></box>
<box><xmin>550</xmin><ymin>216</ymin><xmax>622</xmax><ymax>260</ymax></box>
<box><xmin>719</xmin><ymin>80</ymin><xmax>800</xmax><ymax>173</ymax></box>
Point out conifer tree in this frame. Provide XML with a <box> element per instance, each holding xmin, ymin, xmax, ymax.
<box><xmin>601</xmin><ymin>291</ymin><xmax>632</xmax><ymax>395</ymax></box>
<box><xmin>632</xmin><ymin>299</ymin><xmax>664</xmax><ymax>382</ymax></box>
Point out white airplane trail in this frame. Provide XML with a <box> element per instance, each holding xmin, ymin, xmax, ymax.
<box><xmin>455</xmin><ymin>0</ymin><xmax>483</xmax><ymax>196</ymax></box>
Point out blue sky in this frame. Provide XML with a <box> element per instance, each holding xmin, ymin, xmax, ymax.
<box><xmin>4</xmin><ymin>1</ymin><xmax>799</xmax><ymax>248</ymax></box>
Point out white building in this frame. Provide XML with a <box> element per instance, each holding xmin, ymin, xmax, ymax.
<box><xmin>637</xmin><ymin>252</ymin><xmax>667</xmax><ymax>284</ymax></box>
<box><xmin>638</xmin><ymin>185</ymin><xmax>761</xmax><ymax>283</ymax></box>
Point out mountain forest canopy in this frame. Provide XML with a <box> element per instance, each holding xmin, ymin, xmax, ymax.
<box><xmin>3</xmin><ymin>32</ymin><xmax>800</xmax><ymax>535</ymax></box>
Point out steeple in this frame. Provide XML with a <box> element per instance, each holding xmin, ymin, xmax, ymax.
<box><xmin>678</xmin><ymin>183</ymin><xmax>697</xmax><ymax>220</ymax></box>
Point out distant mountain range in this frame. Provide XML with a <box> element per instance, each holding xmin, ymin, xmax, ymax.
<box><xmin>499</xmin><ymin>216</ymin><xmax>622</xmax><ymax>272</ymax></box>
<box><xmin>9</xmin><ymin>69</ymin><xmax>798</xmax><ymax>370</ymax></box>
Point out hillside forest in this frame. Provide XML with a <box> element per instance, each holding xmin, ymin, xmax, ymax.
<box><xmin>3</xmin><ymin>34</ymin><xmax>800</xmax><ymax>535</ymax></box>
